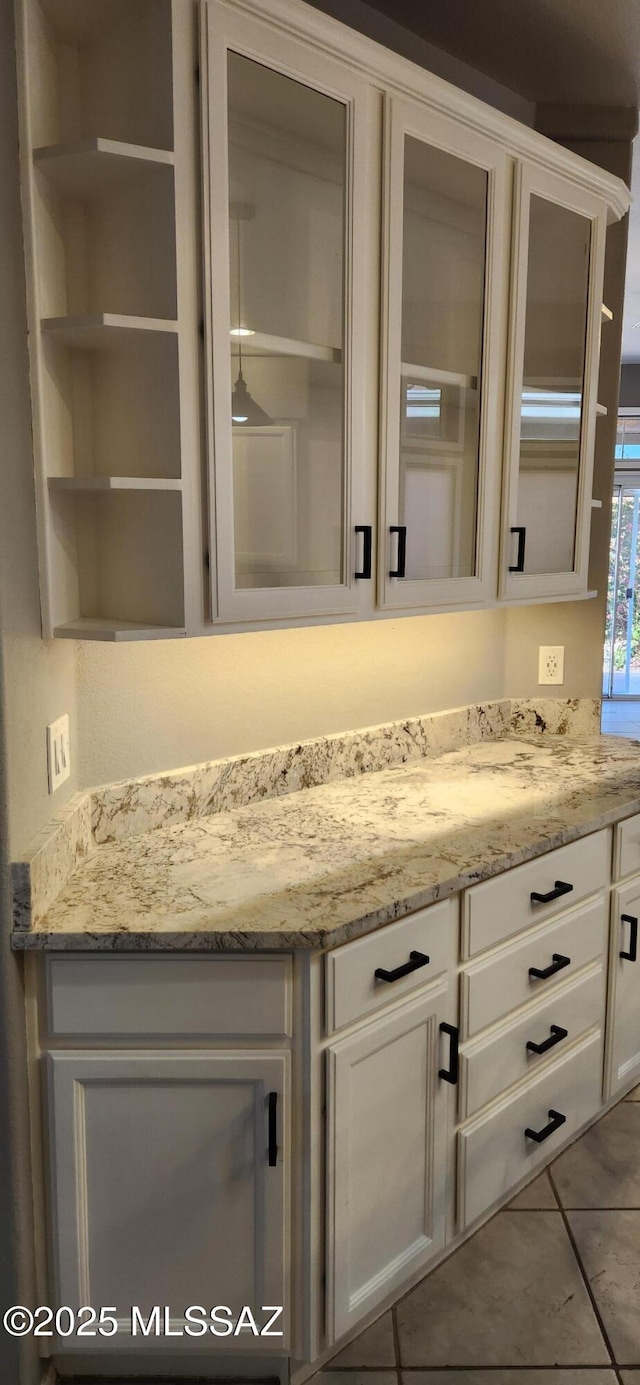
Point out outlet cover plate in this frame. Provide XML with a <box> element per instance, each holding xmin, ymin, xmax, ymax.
<box><xmin>47</xmin><ymin>714</ymin><xmax>70</xmax><ymax>793</ymax></box>
<box><xmin>538</xmin><ymin>645</ymin><xmax>565</xmax><ymax>686</ymax></box>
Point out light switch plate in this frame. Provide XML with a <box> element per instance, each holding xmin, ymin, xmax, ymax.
<box><xmin>47</xmin><ymin>714</ymin><xmax>70</xmax><ymax>793</ymax></box>
<box><xmin>538</xmin><ymin>646</ymin><xmax>565</xmax><ymax>686</ymax></box>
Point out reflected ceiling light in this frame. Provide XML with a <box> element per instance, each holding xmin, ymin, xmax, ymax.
<box><xmin>230</xmin><ymin>205</ymin><xmax>271</xmax><ymax>428</ymax></box>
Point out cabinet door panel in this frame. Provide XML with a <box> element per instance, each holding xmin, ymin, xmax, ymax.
<box><xmin>47</xmin><ymin>1050</ymin><xmax>289</xmax><ymax>1349</ymax></box>
<box><xmin>326</xmin><ymin>981</ymin><xmax>453</xmax><ymax>1342</ymax></box>
<box><xmin>380</xmin><ymin>97</ymin><xmax>509</xmax><ymax>610</ymax></box>
<box><xmin>501</xmin><ymin>164</ymin><xmax>607</xmax><ymax>599</ymax></box>
<box><xmin>606</xmin><ymin>881</ymin><xmax>640</xmax><ymax>1096</ymax></box>
<box><xmin>203</xmin><ymin>1</ymin><xmax>375</xmax><ymax>623</ymax></box>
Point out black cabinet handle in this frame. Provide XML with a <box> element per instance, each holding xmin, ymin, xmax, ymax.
<box><xmin>509</xmin><ymin>525</ymin><xmax>526</xmax><ymax>573</ymax></box>
<box><xmin>389</xmin><ymin>525</ymin><xmax>407</xmax><ymax>578</ymax></box>
<box><xmin>439</xmin><ymin>1022</ymin><xmax>459</xmax><ymax>1085</ymax></box>
<box><xmin>530</xmin><ymin>880</ymin><xmax>573</xmax><ymax>905</ymax></box>
<box><xmin>524</xmin><ymin>1108</ymin><xmax>566</xmax><ymax>1144</ymax></box>
<box><xmin>374</xmin><ymin>949</ymin><xmax>430</xmax><ymax>984</ymax></box>
<box><xmin>529</xmin><ymin>952</ymin><xmax>571</xmax><ymax>982</ymax></box>
<box><xmin>526</xmin><ymin>1024</ymin><xmax>568</xmax><ymax>1056</ymax></box>
<box><xmin>355</xmin><ymin>525</ymin><xmax>372</xmax><ymax>580</ymax></box>
<box><xmin>267</xmin><ymin>1091</ymin><xmax>278</xmax><ymax>1167</ymax></box>
<box><xmin>620</xmin><ymin>914</ymin><xmax>639</xmax><ymax>962</ymax></box>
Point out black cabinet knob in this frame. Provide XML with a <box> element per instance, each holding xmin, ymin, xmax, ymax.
<box><xmin>621</xmin><ymin>914</ymin><xmax>639</xmax><ymax>962</ymax></box>
<box><xmin>529</xmin><ymin>953</ymin><xmax>571</xmax><ymax>982</ymax></box>
<box><xmin>524</xmin><ymin>1109</ymin><xmax>566</xmax><ymax>1144</ymax></box>
<box><xmin>374</xmin><ymin>950</ymin><xmax>430</xmax><ymax>984</ymax></box>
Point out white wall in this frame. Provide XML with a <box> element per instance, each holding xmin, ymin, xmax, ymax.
<box><xmin>76</xmin><ymin>609</ymin><xmax>508</xmax><ymax>788</ymax></box>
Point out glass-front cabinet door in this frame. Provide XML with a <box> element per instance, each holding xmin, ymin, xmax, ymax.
<box><xmin>380</xmin><ymin>98</ymin><xmax>510</xmax><ymax>610</ymax></box>
<box><xmin>202</xmin><ymin>1</ymin><xmax>375</xmax><ymax>623</ymax></box>
<box><xmin>500</xmin><ymin>165</ymin><xmax>607</xmax><ymax>600</ymax></box>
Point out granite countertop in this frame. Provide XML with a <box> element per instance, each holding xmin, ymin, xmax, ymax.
<box><xmin>12</xmin><ymin>731</ymin><xmax>640</xmax><ymax>952</ymax></box>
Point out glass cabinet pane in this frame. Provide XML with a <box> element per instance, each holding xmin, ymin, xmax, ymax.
<box><xmin>514</xmin><ymin>196</ymin><xmax>591</xmax><ymax>575</ymax></box>
<box><xmin>397</xmin><ymin>138</ymin><xmax>487</xmax><ymax>581</ymax></box>
<box><xmin>226</xmin><ymin>52</ymin><xmax>346</xmax><ymax>590</ymax></box>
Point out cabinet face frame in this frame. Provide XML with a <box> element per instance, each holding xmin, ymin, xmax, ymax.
<box><xmin>201</xmin><ymin>0</ymin><xmax>375</xmax><ymax>624</ymax></box>
<box><xmin>379</xmin><ymin>95</ymin><xmax>510</xmax><ymax>611</ymax></box>
<box><xmin>499</xmin><ymin>162</ymin><xmax>608</xmax><ymax>601</ymax></box>
<box><xmin>45</xmin><ymin>1049</ymin><xmax>290</xmax><ymax>1351</ymax></box>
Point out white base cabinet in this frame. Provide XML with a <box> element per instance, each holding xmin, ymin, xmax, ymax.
<box><xmin>37</xmin><ymin>814</ymin><xmax>640</xmax><ymax>1375</ymax></box>
<box><xmin>46</xmin><ymin>1049</ymin><xmax>290</xmax><ymax>1350</ymax></box>
<box><xmin>607</xmin><ymin>879</ymin><xmax>640</xmax><ymax>1096</ymax></box>
<box><xmin>326</xmin><ymin>979</ymin><xmax>454</xmax><ymax>1342</ymax></box>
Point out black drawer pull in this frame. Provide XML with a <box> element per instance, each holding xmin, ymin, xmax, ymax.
<box><xmin>525</xmin><ymin>1108</ymin><xmax>566</xmax><ymax>1144</ymax></box>
<box><xmin>530</xmin><ymin>880</ymin><xmax>573</xmax><ymax>905</ymax></box>
<box><xmin>355</xmin><ymin>525</ymin><xmax>372</xmax><ymax>580</ymax></box>
<box><xmin>529</xmin><ymin>952</ymin><xmax>570</xmax><ymax>981</ymax></box>
<box><xmin>374</xmin><ymin>950</ymin><xmax>430</xmax><ymax>984</ymax></box>
<box><xmin>509</xmin><ymin>525</ymin><xmax>526</xmax><ymax>573</ymax></box>
<box><xmin>267</xmin><ymin>1091</ymin><xmax>278</xmax><ymax>1167</ymax></box>
<box><xmin>439</xmin><ymin>1022</ymin><xmax>459</xmax><ymax>1085</ymax></box>
<box><xmin>620</xmin><ymin>914</ymin><xmax>639</xmax><ymax>962</ymax></box>
<box><xmin>389</xmin><ymin>525</ymin><xmax>407</xmax><ymax>578</ymax></box>
<box><xmin>526</xmin><ymin>1024</ymin><xmax>568</xmax><ymax>1056</ymax></box>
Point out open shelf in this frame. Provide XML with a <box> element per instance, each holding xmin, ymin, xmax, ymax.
<box><xmin>48</xmin><ymin>476</ymin><xmax>182</xmax><ymax>492</ymax></box>
<box><xmin>29</xmin><ymin>0</ymin><xmax>174</xmax><ymax>150</ymax></box>
<box><xmin>33</xmin><ymin>138</ymin><xmax>174</xmax><ymax>194</ymax></box>
<box><xmin>40</xmin><ymin>326</ymin><xmax>181</xmax><ymax>481</ymax></box>
<box><xmin>20</xmin><ymin>0</ymin><xmax>199</xmax><ymax>640</ymax></box>
<box><xmin>41</xmin><ymin>314</ymin><xmax>178</xmax><ymax>349</ymax></box>
<box><xmin>53</xmin><ymin>618</ymin><xmax>186</xmax><ymax>642</ymax></box>
<box><xmin>401</xmin><ymin>361</ymin><xmax>478</xmax><ymax>389</ymax></box>
<box><xmin>231</xmin><ymin>331</ymin><xmax>341</xmax><ymax>363</ymax></box>
<box><xmin>49</xmin><ymin>488</ymin><xmax>186</xmax><ymax>634</ymax></box>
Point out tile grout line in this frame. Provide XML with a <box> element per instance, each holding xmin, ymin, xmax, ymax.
<box><xmin>547</xmin><ymin>1163</ymin><xmax>620</xmax><ymax>1371</ymax></box>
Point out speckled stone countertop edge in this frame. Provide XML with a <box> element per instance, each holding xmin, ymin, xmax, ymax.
<box><xmin>12</xmin><ymin>787</ymin><xmax>639</xmax><ymax>954</ymax></box>
<box><xmin>10</xmin><ymin>696</ymin><xmax>601</xmax><ymax>935</ymax></box>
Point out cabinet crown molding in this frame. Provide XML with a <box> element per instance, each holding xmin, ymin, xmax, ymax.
<box><xmin>217</xmin><ymin>0</ymin><xmax>630</xmax><ymax>221</ymax></box>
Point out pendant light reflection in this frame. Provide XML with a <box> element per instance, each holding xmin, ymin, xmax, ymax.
<box><xmin>230</xmin><ymin>209</ymin><xmax>271</xmax><ymax>427</ymax></box>
<box><xmin>231</xmin><ymin>369</ymin><xmax>272</xmax><ymax>425</ymax></box>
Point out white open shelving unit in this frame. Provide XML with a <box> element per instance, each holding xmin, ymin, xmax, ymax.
<box><xmin>18</xmin><ymin>0</ymin><xmax>203</xmax><ymax>640</ymax></box>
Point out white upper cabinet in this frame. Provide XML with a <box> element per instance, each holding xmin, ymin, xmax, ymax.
<box><xmin>18</xmin><ymin>0</ymin><xmax>629</xmax><ymax>638</ymax></box>
<box><xmin>202</xmin><ymin>0</ymin><xmax>377</xmax><ymax>622</ymax></box>
<box><xmin>500</xmin><ymin>166</ymin><xmax>608</xmax><ymax>601</ymax></box>
<box><xmin>380</xmin><ymin>98</ymin><xmax>509</xmax><ymax>610</ymax></box>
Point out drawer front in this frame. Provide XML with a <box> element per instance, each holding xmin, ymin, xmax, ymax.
<box><xmin>458</xmin><ymin>1029</ymin><xmax>603</xmax><ymax>1229</ymax></box>
<box><xmin>46</xmin><ymin>955</ymin><xmax>292</xmax><ymax>1039</ymax></box>
<box><xmin>326</xmin><ymin>898</ymin><xmax>456</xmax><ymax>1034</ymax></box>
<box><xmin>461</xmin><ymin>895</ymin><xmax>607</xmax><ymax>1039</ymax></box>
<box><xmin>614</xmin><ymin>813</ymin><xmax>640</xmax><ymax>882</ymax></box>
<box><xmin>463</xmin><ymin>829</ymin><xmax>610</xmax><ymax>958</ymax></box>
<box><xmin>460</xmin><ymin>966</ymin><xmax>604</xmax><ymax>1120</ymax></box>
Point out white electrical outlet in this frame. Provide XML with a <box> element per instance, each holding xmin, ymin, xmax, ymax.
<box><xmin>47</xmin><ymin>714</ymin><xmax>71</xmax><ymax>793</ymax></box>
<box><xmin>538</xmin><ymin>646</ymin><xmax>565</xmax><ymax>686</ymax></box>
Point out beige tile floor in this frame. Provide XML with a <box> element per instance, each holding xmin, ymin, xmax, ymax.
<box><xmin>601</xmin><ymin>702</ymin><xmax>640</xmax><ymax>739</ymax></box>
<box><xmin>318</xmin><ymin>1085</ymin><xmax>640</xmax><ymax>1385</ymax></box>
